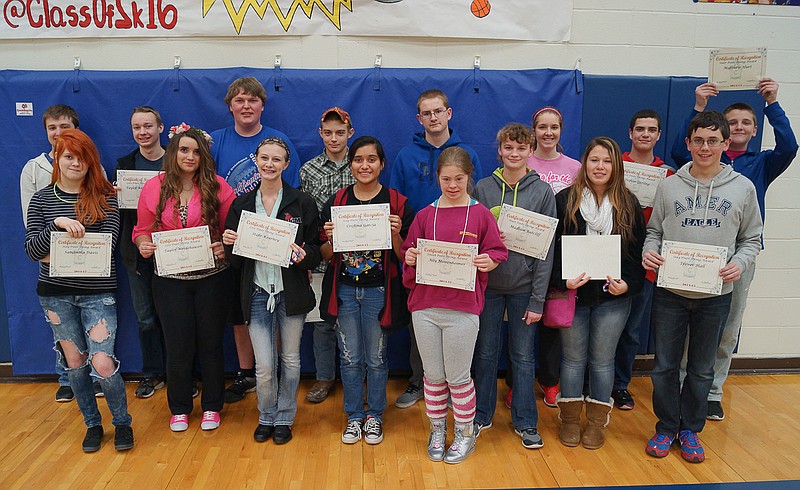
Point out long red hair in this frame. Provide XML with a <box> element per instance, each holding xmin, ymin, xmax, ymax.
<box><xmin>51</xmin><ymin>128</ymin><xmax>115</xmax><ymax>225</ymax></box>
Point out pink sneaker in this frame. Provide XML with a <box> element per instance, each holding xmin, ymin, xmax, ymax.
<box><xmin>540</xmin><ymin>383</ymin><xmax>559</xmax><ymax>408</ymax></box>
<box><xmin>170</xmin><ymin>414</ymin><xmax>189</xmax><ymax>432</ymax></box>
<box><xmin>201</xmin><ymin>411</ymin><xmax>221</xmax><ymax>430</ymax></box>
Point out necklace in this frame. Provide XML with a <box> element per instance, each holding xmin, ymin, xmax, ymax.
<box><xmin>53</xmin><ymin>184</ymin><xmax>78</xmax><ymax>204</ymax></box>
<box><xmin>433</xmin><ymin>197</ymin><xmax>470</xmax><ymax>244</ymax></box>
<box><xmin>354</xmin><ymin>184</ymin><xmax>380</xmax><ymax>205</ymax></box>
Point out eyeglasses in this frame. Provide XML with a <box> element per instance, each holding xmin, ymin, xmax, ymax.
<box><xmin>689</xmin><ymin>137</ymin><xmax>723</xmax><ymax>148</ymax></box>
<box><xmin>419</xmin><ymin>108</ymin><xmax>449</xmax><ymax>120</ymax></box>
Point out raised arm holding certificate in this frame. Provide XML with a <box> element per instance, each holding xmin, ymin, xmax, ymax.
<box><xmin>656</xmin><ymin>240</ymin><xmax>727</xmax><ymax>295</ymax></box>
<box><xmin>496</xmin><ymin>203</ymin><xmax>557</xmax><ymax>260</ymax></box>
<box><xmin>415</xmin><ymin>238</ymin><xmax>478</xmax><ymax>292</ymax></box>
<box><xmin>561</xmin><ymin>235</ymin><xmax>621</xmax><ymax>280</ymax></box>
<box><xmin>49</xmin><ymin>232</ymin><xmax>113</xmax><ymax>277</ymax></box>
<box><xmin>623</xmin><ymin>162</ymin><xmax>668</xmax><ymax>208</ymax></box>
<box><xmin>708</xmin><ymin>47</ymin><xmax>767</xmax><ymax>91</ymax></box>
<box><xmin>116</xmin><ymin>170</ymin><xmax>161</xmax><ymax>209</ymax></box>
<box><xmin>331</xmin><ymin>203</ymin><xmax>392</xmax><ymax>252</ymax></box>
<box><xmin>232</xmin><ymin>210</ymin><xmax>299</xmax><ymax>267</ymax></box>
<box><xmin>152</xmin><ymin>225</ymin><xmax>215</xmax><ymax>276</ymax></box>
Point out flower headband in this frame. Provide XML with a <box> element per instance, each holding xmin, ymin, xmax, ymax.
<box><xmin>256</xmin><ymin>136</ymin><xmax>291</xmax><ymax>162</ymax></box>
<box><xmin>168</xmin><ymin>122</ymin><xmax>214</xmax><ymax>147</ymax></box>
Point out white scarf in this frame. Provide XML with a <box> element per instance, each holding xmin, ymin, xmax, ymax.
<box><xmin>579</xmin><ymin>187</ymin><xmax>613</xmax><ymax>236</ymax></box>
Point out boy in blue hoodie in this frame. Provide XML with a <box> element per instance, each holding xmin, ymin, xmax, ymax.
<box><xmin>670</xmin><ymin>78</ymin><xmax>798</xmax><ymax>421</ymax></box>
<box><xmin>645</xmin><ymin>111</ymin><xmax>762</xmax><ymax>463</ymax></box>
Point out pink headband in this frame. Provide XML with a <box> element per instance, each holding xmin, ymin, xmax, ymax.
<box><xmin>533</xmin><ymin>106</ymin><xmax>562</xmax><ymax>123</ymax></box>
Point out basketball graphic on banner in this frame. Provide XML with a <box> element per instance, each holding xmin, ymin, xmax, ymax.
<box><xmin>470</xmin><ymin>0</ymin><xmax>491</xmax><ymax>18</ymax></box>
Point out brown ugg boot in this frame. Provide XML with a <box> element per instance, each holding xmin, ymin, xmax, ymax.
<box><xmin>582</xmin><ymin>397</ymin><xmax>613</xmax><ymax>450</ymax></box>
<box><xmin>557</xmin><ymin>396</ymin><xmax>584</xmax><ymax>447</ymax></box>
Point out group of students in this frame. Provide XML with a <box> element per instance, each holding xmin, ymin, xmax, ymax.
<box><xmin>20</xmin><ymin>76</ymin><xmax>796</xmax><ymax>464</ymax></box>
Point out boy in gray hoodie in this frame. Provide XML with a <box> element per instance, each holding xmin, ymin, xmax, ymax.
<box><xmin>642</xmin><ymin>111</ymin><xmax>762</xmax><ymax>463</ymax></box>
<box><xmin>472</xmin><ymin>123</ymin><xmax>556</xmax><ymax>449</ymax></box>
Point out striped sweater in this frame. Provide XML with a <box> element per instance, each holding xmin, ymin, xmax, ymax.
<box><xmin>24</xmin><ymin>185</ymin><xmax>119</xmax><ymax>296</ymax></box>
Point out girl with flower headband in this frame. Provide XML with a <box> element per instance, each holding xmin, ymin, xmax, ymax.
<box><xmin>133</xmin><ymin>124</ymin><xmax>236</xmax><ymax>433</ymax></box>
<box><xmin>222</xmin><ymin>136</ymin><xmax>321</xmax><ymax>445</ymax></box>
<box><xmin>25</xmin><ymin>128</ymin><xmax>133</xmax><ymax>452</ymax></box>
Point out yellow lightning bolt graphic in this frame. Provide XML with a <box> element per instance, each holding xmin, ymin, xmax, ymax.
<box><xmin>203</xmin><ymin>0</ymin><xmax>353</xmax><ymax>35</ymax></box>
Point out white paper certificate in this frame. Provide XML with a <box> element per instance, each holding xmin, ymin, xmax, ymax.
<box><xmin>415</xmin><ymin>238</ymin><xmax>478</xmax><ymax>292</ymax></box>
<box><xmin>623</xmin><ymin>162</ymin><xmax>668</xmax><ymax>208</ymax></box>
<box><xmin>232</xmin><ymin>211</ymin><xmax>299</xmax><ymax>267</ymax></box>
<box><xmin>307</xmin><ymin>272</ymin><xmax>324</xmax><ymax>323</ymax></box>
<box><xmin>561</xmin><ymin>235</ymin><xmax>621</xmax><ymax>280</ymax></box>
<box><xmin>708</xmin><ymin>48</ymin><xmax>767</xmax><ymax>91</ymax></box>
<box><xmin>656</xmin><ymin>241</ymin><xmax>728</xmax><ymax>295</ymax></box>
<box><xmin>116</xmin><ymin>170</ymin><xmax>161</xmax><ymax>209</ymax></box>
<box><xmin>49</xmin><ymin>232</ymin><xmax>112</xmax><ymax>277</ymax></box>
<box><xmin>496</xmin><ymin>204</ymin><xmax>558</xmax><ymax>260</ymax></box>
<box><xmin>331</xmin><ymin>203</ymin><xmax>392</xmax><ymax>252</ymax></box>
<box><xmin>152</xmin><ymin>226</ymin><xmax>215</xmax><ymax>276</ymax></box>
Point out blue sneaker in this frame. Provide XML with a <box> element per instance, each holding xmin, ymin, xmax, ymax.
<box><xmin>678</xmin><ymin>430</ymin><xmax>705</xmax><ymax>463</ymax></box>
<box><xmin>645</xmin><ymin>432</ymin><xmax>675</xmax><ymax>458</ymax></box>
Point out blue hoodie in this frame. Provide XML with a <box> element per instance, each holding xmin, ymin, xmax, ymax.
<box><xmin>390</xmin><ymin>129</ymin><xmax>483</xmax><ymax>215</ymax></box>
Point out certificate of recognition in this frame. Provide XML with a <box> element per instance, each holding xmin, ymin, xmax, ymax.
<box><xmin>623</xmin><ymin>162</ymin><xmax>668</xmax><ymax>208</ymax></box>
<box><xmin>331</xmin><ymin>203</ymin><xmax>392</xmax><ymax>252</ymax></box>
<box><xmin>708</xmin><ymin>48</ymin><xmax>766</xmax><ymax>91</ymax></box>
<box><xmin>656</xmin><ymin>240</ymin><xmax>728</xmax><ymax>295</ymax></box>
<box><xmin>496</xmin><ymin>204</ymin><xmax>558</xmax><ymax>260</ymax></box>
<box><xmin>152</xmin><ymin>226</ymin><xmax>215</xmax><ymax>276</ymax></box>
<box><xmin>561</xmin><ymin>235</ymin><xmax>621</xmax><ymax>280</ymax></box>
<box><xmin>415</xmin><ymin>238</ymin><xmax>478</xmax><ymax>292</ymax></box>
<box><xmin>232</xmin><ymin>210</ymin><xmax>299</xmax><ymax>267</ymax></box>
<box><xmin>49</xmin><ymin>232</ymin><xmax>112</xmax><ymax>277</ymax></box>
<box><xmin>116</xmin><ymin>170</ymin><xmax>161</xmax><ymax>209</ymax></box>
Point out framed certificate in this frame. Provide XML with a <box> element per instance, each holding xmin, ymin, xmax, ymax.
<box><xmin>623</xmin><ymin>162</ymin><xmax>668</xmax><ymax>208</ymax></box>
<box><xmin>49</xmin><ymin>232</ymin><xmax>112</xmax><ymax>277</ymax></box>
<box><xmin>331</xmin><ymin>203</ymin><xmax>392</xmax><ymax>252</ymax></box>
<box><xmin>116</xmin><ymin>170</ymin><xmax>161</xmax><ymax>209</ymax></box>
<box><xmin>561</xmin><ymin>235</ymin><xmax>621</xmax><ymax>280</ymax></box>
<box><xmin>496</xmin><ymin>204</ymin><xmax>558</xmax><ymax>260</ymax></box>
<box><xmin>152</xmin><ymin>226</ymin><xmax>215</xmax><ymax>276</ymax></box>
<box><xmin>232</xmin><ymin>210</ymin><xmax>299</xmax><ymax>267</ymax></box>
<box><xmin>656</xmin><ymin>240</ymin><xmax>728</xmax><ymax>295</ymax></box>
<box><xmin>708</xmin><ymin>48</ymin><xmax>767</xmax><ymax>91</ymax></box>
<box><xmin>415</xmin><ymin>238</ymin><xmax>478</xmax><ymax>292</ymax></box>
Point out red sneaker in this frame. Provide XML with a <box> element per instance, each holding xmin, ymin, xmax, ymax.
<box><xmin>540</xmin><ymin>383</ymin><xmax>558</xmax><ymax>408</ymax></box>
<box><xmin>504</xmin><ymin>389</ymin><xmax>513</xmax><ymax>409</ymax></box>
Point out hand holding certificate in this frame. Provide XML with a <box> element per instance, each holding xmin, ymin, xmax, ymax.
<box><xmin>231</xmin><ymin>210</ymin><xmax>299</xmax><ymax>267</ymax></box>
<box><xmin>623</xmin><ymin>162</ymin><xmax>668</xmax><ymax>208</ymax></box>
<box><xmin>708</xmin><ymin>48</ymin><xmax>767</xmax><ymax>91</ymax></box>
<box><xmin>414</xmin><ymin>238</ymin><xmax>478</xmax><ymax>292</ymax></box>
<box><xmin>152</xmin><ymin>226</ymin><xmax>215</xmax><ymax>276</ymax></box>
<box><xmin>49</xmin><ymin>232</ymin><xmax>113</xmax><ymax>277</ymax></box>
<box><xmin>116</xmin><ymin>170</ymin><xmax>161</xmax><ymax>209</ymax></box>
<box><xmin>656</xmin><ymin>240</ymin><xmax>727</xmax><ymax>295</ymax></box>
<box><xmin>331</xmin><ymin>203</ymin><xmax>392</xmax><ymax>252</ymax></box>
<box><xmin>496</xmin><ymin>204</ymin><xmax>558</xmax><ymax>260</ymax></box>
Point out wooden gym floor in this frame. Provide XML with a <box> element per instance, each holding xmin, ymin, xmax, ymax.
<box><xmin>1</xmin><ymin>375</ymin><xmax>798</xmax><ymax>489</ymax></box>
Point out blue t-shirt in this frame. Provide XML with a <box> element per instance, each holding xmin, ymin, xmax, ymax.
<box><xmin>210</xmin><ymin>125</ymin><xmax>300</xmax><ymax>196</ymax></box>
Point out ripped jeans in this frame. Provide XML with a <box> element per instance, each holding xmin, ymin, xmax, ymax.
<box><xmin>336</xmin><ymin>284</ymin><xmax>387</xmax><ymax>422</ymax></box>
<box><xmin>39</xmin><ymin>293</ymin><xmax>131</xmax><ymax>428</ymax></box>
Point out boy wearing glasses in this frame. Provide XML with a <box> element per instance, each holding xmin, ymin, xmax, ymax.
<box><xmin>300</xmin><ymin>107</ymin><xmax>356</xmax><ymax>404</ymax></box>
<box><xmin>643</xmin><ymin>111</ymin><xmax>762</xmax><ymax>463</ymax></box>
<box><xmin>389</xmin><ymin>89</ymin><xmax>483</xmax><ymax>408</ymax></box>
<box><xmin>670</xmin><ymin>79</ymin><xmax>798</xmax><ymax>421</ymax></box>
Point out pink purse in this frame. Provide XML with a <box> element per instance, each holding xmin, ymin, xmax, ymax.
<box><xmin>542</xmin><ymin>287</ymin><xmax>577</xmax><ymax>328</ymax></box>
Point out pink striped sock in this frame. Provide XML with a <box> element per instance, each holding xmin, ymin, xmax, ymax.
<box><xmin>449</xmin><ymin>379</ymin><xmax>476</xmax><ymax>426</ymax></box>
<box><xmin>423</xmin><ymin>377</ymin><xmax>449</xmax><ymax>421</ymax></box>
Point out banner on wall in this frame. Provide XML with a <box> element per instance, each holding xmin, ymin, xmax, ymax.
<box><xmin>0</xmin><ymin>0</ymin><xmax>572</xmax><ymax>40</ymax></box>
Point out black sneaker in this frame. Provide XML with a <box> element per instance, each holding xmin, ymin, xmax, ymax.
<box><xmin>395</xmin><ymin>383</ymin><xmax>423</xmax><ymax>408</ymax></box>
<box><xmin>363</xmin><ymin>416</ymin><xmax>384</xmax><ymax>445</ymax></box>
<box><xmin>612</xmin><ymin>389</ymin><xmax>635</xmax><ymax>410</ymax></box>
<box><xmin>82</xmin><ymin>426</ymin><xmax>104</xmax><ymax>453</ymax></box>
<box><xmin>93</xmin><ymin>381</ymin><xmax>104</xmax><ymax>398</ymax></box>
<box><xmin>114</xmin><ymin>425</ymin><xmax>134</xmax><ymax>451</ymax></box>
<box><xmin>706</xmin><ymin>400</ymin><xmax>725</xmax><ymax>421</ymax></box>
<box><xmin>514</xmin><ymin>428</ymin><xmax>544</xmax><ymax>449</ymax></box>
<box><xmin>224</xmin><ymin>373</ymin><xmax>256</xmax><ymax>403</ymax></box>
<box><xmin>253</xmin><ymin>424</ymin><xmax>274</xmax><ymax>443</ymax></box>
<box><xmin>55</xmin><ymin>385</ymin><xmax>74</xmax><ymax>402</ymax></box>
<box><xmin>135</xmin><ymin>378</ymin><xmax>165</xmax><ymax>399</ymax></box>
<box><xmin>273</xmin><ymin>425</ymin><xmax>293</xmax><ymax>445</ymax></box>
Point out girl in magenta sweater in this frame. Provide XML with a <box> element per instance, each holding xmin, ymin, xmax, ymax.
<box><xmin>402</xmin><ymin>147</ymin><xmax>507</xmax><ymax>464</ymax></box>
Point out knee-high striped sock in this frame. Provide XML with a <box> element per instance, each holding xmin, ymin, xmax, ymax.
<box><xmin>423</xmin><ymin>377</ymin><xmax>449</xmax><ymax>421</ymax></box>
<box><xmin>449</xmin><ymin>379</ymin><xmax>476</xmax><ymax>426</ymax></box>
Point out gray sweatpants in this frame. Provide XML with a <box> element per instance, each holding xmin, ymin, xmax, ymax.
<box><xmin>412</xmin><ymin>308</ymin><xmax>479</xmax><ymax>386</ymax></box>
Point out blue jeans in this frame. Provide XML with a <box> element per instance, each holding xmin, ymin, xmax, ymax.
<box><xmin>651</xmin><ymin>288</ymin><xmax>731</xmax><ymax>435</ymax></box>
<box><xmin>613</xmin><ymin>280</ymin><xmax>654</xmax><ymax>390</ymax></box>
<box><xmin>475</xmin><ymin>289</ymin><xmax>539</xmax><ymax>430</ymax></box>
<box><xmin>39</xmin><ymin>293</ymin><xmax>131</xmax><ymax>428</ymax></box>
<box><xmin>248</xmin><ymin>288</ymin><xmax>305</xmax><ymax>426</ymax></box>
<box><xmin>560</xmin><ymin>297</ymin><xmax>631</xmax><ymax>402</ymax></box>
<box><xmin>312</xmin><ymin>320</ymin><xmax>337</xmax><ymax>381</ymax></box>
<box><xmin>336</xmin><ymin>284</ymin><xmax>387</xmax><ymax>422</ymax></box>
<box><xmin>127</xmin><ymin>262</ymin><xmax>165</xmax><ymax>378</ymax></box>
